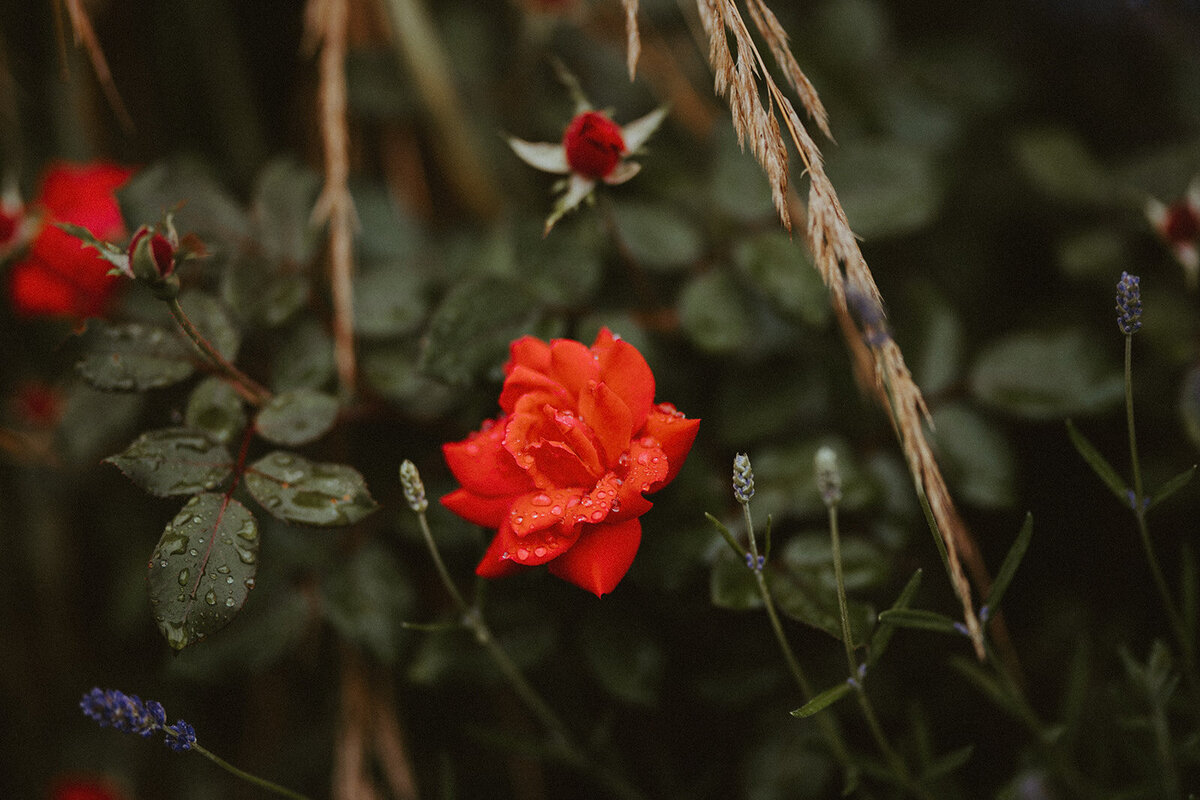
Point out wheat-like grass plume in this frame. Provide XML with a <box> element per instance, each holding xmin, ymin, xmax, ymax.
<box><xmin>688</xmin><ymin>0</ymin><xmax>988</xmax><ymax>658</ymax></box>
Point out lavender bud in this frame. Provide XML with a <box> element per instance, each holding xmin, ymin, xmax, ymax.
<box><xmin>814</xmin><ymin>446</ymin><xmax>842</xmax><ymax>507</ymax></box>
<box><xmin>1116</xmin><ymin>271</ymin><xmax>1142</xmax><ymax>335</ymax></box>
<box><xmin>732</xmin><ymin>453</ymin><xmax>755</xmax><ymax>504</ymax></box>
<box><xmin>399</xmin><ymin>459</ymin><xmax>428</xmax><ymax>513</ymax></box>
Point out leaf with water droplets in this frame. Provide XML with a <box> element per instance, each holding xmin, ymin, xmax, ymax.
<box><xmin>76</xmin><ymin>321</ymin><xmax>195</xmax><ymax>392</ymax></box>
<box><xmin>245</xmin><ymin>451</ymin><xmax>378</xmax><ymax>527</ymax></box>
<box><xmin>146</xmin><ymin>493</ymin><xmax>259</xmax><ymax>651</ymax></box>
<box><xmin>254</xmin><ymin>389</ymin><xmax>339</xmax><ymax>446</ymax></box>
<box><xmin>106</xmin><ymin>427</ymin><xmax>234</xmax><ymax>497</ymax></box>
<box><xmin>185</xmin><ymin>377</ymin><xmax>246</xmax><ymax>445</ymax></box>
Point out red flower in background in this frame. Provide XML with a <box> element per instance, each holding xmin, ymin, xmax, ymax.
<box><xmin>47</xmin><ymin>774</ymin><xmax>127</xmax><ymax>800</ymax></box>
<box><xmin>8</xmin><ymin>162</ymin><xmax>133</xmax><ymax>317</ymax></box>
<box><xmin>563</xmin><ymin>111</ymin><xmax>626</xmax><ymax>180</ymax></box>
<box><xmin>442</xmin><ymin>329</ymin><xmax>699</xmax><ymax>596</ymax></box>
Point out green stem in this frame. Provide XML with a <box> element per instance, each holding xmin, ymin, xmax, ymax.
<box><xmin>192</xmin><ymin>743</ymin><xmax>311</xmax><ymax>800</ymax></box>
<box><xmin>412</xmin><ymin>507</ymin><xmax>648</xmax><ymax>800</ymax></box>
<box><xmin>828</xmin><ymin>505</ymin><xmax>931</xmax><ymax>800</ymax></box>
<box><xmin>741</xmin><ymin>503</ymin><xmax>854</xmax><ymax>774</ymax></box>
<box><xmin>167</xmin><ymin>298</ymin><xmax>272</xmax><ymax>406</ymax></box>
<box><xmin>1125</xmin><ymin>335</ymin><xmax>1194</xmax><ymax>671</ymax></box>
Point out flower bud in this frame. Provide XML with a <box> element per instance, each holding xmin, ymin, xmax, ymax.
<box><xmin>732</xmin><ymin>453</ymin><xmax>755</xmax><ymax>505</ymax></box>
<box><xmin>129</xmin><ymin>226</ymin><xmax>176</xmax><ymax>282</ymax></box>
<box><xmin>563</xmin><ymin>111</ymin><xmax>626</xmax><ymax>180</ymax></box>
<box><xmin>399</xmin><ymin>459</ymin><xmax>428</xmax><ymax>513</ymax></box>
<box><xmin>1115</xmin><ymin>271</ymin><xmax>1142</xmax><ymax>335</ymax></box>
<box><xmin>814</xmin><ymin>446</ymin><xmax>842</xmax><ymax>508</ymax></box>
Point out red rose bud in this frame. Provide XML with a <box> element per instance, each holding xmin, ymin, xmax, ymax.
<box><xmin>1163</xmin><ymin>199</ymin><xmax>1200</xmax><ymax>244</ymax></box>
<box><xmin>0</xmin><ymin>208</ymin><xmax>18</xmax><ymax>245</ymax></box>
<box><xmin>442</xmin><ymin>328</ymin><xmax>699</xmax><ymax>596</ymax></box>
<box><xmin>129</xmin><ymin>227</ymin><xmax>175</xmax><ymax>280</ymax></box>
<box><xmin>563</xmin><ymin>111</ymin><xmax>626</xmax><ymax>180</ymax></box>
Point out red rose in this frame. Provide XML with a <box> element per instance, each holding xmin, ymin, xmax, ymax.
<box><xmin>8</xmin><ymin>162</ymin><xmax>133</xmax><ymax>317</ymax></box>
<box><xmin>563</xmin><ymin>111</ymin><xmax>626</xmax><ymax>181</ymax></box>
<box><xmin>442</xmin><ymin>328</ymin><xmax>699</xmax><ymax>596</ymax></box>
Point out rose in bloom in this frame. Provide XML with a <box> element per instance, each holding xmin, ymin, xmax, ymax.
<box><xmin>8</xmin><ymin>162</ymin><xmax>134</xmax><ymax>317</ymax></box>
<box><xmin>442</xmin><ymin>329</ymin><xmax>699</xmax><ymax>596</ymax></box>
<box><xmin>509</xmin><ymin>101</ymin><xmax>666</xmax><ymax>235</ymax></box>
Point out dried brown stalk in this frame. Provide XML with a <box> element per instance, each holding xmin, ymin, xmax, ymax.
<box><xmin>57</xmin><ymin>0</ymin><xmax>134</xmax><ymax>133</ymax></box>
<box><xmin>333</xmin><ymin>648</ymin><xmax>419</xmax><ymax>800</ymax></box>
<box><xmin>690</xmin><ymin>0</ymin><xmax>988</xmax><ymax>658</ymax></box>
<box><xmin>621</xmin><ymin>0</ymin><xmax>641</xmax><ymax>79</ymax></box>
<box><xmin>305</xmin><ymin>0</ymin><xmax>359</xmax><ymax>398</ymax></box>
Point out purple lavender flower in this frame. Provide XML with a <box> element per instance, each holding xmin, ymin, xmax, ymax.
<box><xmin>1116</xmin><ymin>271</ymin><xmax>1142</xmax><ymax>335</ymax></box>
<box><xmin>80</xmin><ymin>688</ymin><xmax>196</xmax><ymax>752</ymax></box>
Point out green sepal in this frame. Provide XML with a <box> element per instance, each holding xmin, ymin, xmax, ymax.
<box><xmin>245</xmin><ymin>451</ymin><xmax>378</xmax><ymax>527</ymax></box>
<box><xmin>876</xmin><ymin>608</ymin><xmax>962</xmax><ymax>636</ymax></box>
<box><xmin>254</xmin><ymin>388</ymin><xmax>340</xmax><ymax>446</ymax></box>
<box><xmin>105</xmin><ymin>427</ymin><xmax>233</xmax><ymax>497</ymax></box>
<box><xmin>985</xmin><ymin>513</ymin><xmax>1033</xmax><ymax>614</ymax></box>
<box><xmin>790</xmin><ymin>681</ymin><xmax>854</xmax><ymax>718</ymax></box>
<box><xmin>1149</xmin><ymin>465</ymin><xmax>1197</xmax><ymax>510</ymax></box>
<box><xmin>1065</xmin><ymin>419</ymin><xmax>1129</xmax><ymax>504</ymax></box>
<box><xmin>146</xmin><ymin>493</ymin><xmax>259</xmax><ymax>651</ymax></box>
<box><xmin>56</xmin><ymin>221</ymin><xmax>130</xmax><ymax>272</ymax></box>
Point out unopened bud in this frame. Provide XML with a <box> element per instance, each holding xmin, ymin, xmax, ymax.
<box><xmin>130</xmin><ymin>226</ymin><xmax>176</xmax><ymax>282</ymax></box>
<box><xmin>732</xmin><ymin>453</ymin><xmax>755</xmax><ymax>504</ymax></box>
<box><xmin>814</xmin><ymin>446</ymin><xmax>842</xmax><ymax>507</ymax></box>
<box><xmin>399</xmin><ymin>459</ymin><xmax>428</xmax><ymax>513</ymax></box>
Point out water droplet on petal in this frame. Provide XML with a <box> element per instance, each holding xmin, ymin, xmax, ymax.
<box><xmin>516</xmin><ymin>547</ymin><xmax>530</xmax><ymax>561</ymax></box>
<box><xmin>531</xmin><ymin>493</ymin><xmax>552</xmax><ymax>506</ymax></box>
<box><xmin>550</xmin><ymin>505</ymin><xmax>563</xmax><ymax>515</ymax></box>
<box><xmin>590</xmin><ymin>510</ymin><xmax>605</xmax><ymax>522</ymax></box>
<box><xmin>534</xmin><ymin>546</ymin><xmax>547</xmax><ymax>558</ymax></box>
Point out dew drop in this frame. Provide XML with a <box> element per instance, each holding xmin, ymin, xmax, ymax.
<box><xmin>534</xmin><ymin>546</ymin><xmax>547</xmax><ymax>558</ymax></box>
<box><xmin>204</xmin><ymin>590</ymin><xmax>216</xmax><ymax>606</ymax></box>
<box><xmin>216</xmin><ymin>564</ymin><xmax>230</xmax><ymax>574</ymax></box>
<box><xmin>177</xmin><ymin>569</ymin><xmax>190</xmax><ymax>586</ymax></box>
<box><xmin>516</xmin><ymin>547</ymin><xmax>530</xmax><ymax>561</ymax></box>
<box><xmin>531</xmin><ymin>493</ymin><xmax>552</xmax><ymax>506</ymax></box>
<box><xmin>243</xmin><ymin>578</ymin><xmax>256</xmax><ymax>590</ymax></box>
<box><xmin>224</xmin><ymin>597</ymin><xmax>236</xmax><ymax>608</ymax></box>
<box><xmin>188</xmin><ymin>549</ymin><xmax>198</xmax><ymax>557</ymax></box>
<box><xmin>590</xmin><ymin>510</ymin><xmax>605</xmax><ymax>522</ymax></box>
<box><xmin>226</xmin><ymin>576</ymin><xmax>234</xmax><ymax>584</ymax></box>
<box><xmin>550</xmin><ymin>505</ymin><xmax>563</xmax><ymax>515</ymax></box>
<box><xmin>618</xmin><ymin>453</ymin><xmax>630</xmax><ymax>468</ymax></box>
<box><xmin>610</xmin><ymin>499</ymin><xmax>621</xmax><ymax>513</ymax></box>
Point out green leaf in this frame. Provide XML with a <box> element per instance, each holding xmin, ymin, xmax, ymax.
<box><xmin>56</xmin><ymin>222</ymin><xmax>129</xmax><ymax>269</ymax></box>
<box><xmin>360</xmin><ymin>342</ymin><xmax>460</xmax><ymax>420</ymax></box>
<box><xmin>353</xmin><ymin>264</ymin><xmax>428</xmax><ymax>339</ymax></box>
<box><xmin>514</xmin><ymin>218</ymin><xmax>602</xmax><ymax>307</ymax></box>
<box><xmin>709</xmin><ymin>551</ymin><xmax>763</xmax><ymax>611</ymax></box>
<box><xmin>76</xmin><ymin>321</ymin><xmax>195</xmax><ymax>391</ymax></box>
<box><xmin>986</xmin><ymin>514</ymin><xmax>1032</xmax><ymax>614</ymax></box>
<box><xmin>867</xmin><ymin>569</ymin><xmax>923</xmax><ymax>671</ymax></box>
<box><xmin>246</xmin><ymin>451</ymin><xmax>378</xmax><ymax>527</ymax></box>
<box><xmin>1065</xmin><ymin>419</ymin><xmax>1129</xmax><ymax>504</ymax></box>
<box><xmin>252</xmin><ymin>158</ymin><xmax>322</xmax><ymax>266</ymax></box>
<box><xmin>321</xmin><ymin>542</ymin><xmax>414</xmax><ymax>664</ymax></box>
<box><xmin>117</xmin><ymin>159</ymin><xmax>249</xmax><ymax>246</ymax></box>
<box><xmin>1011</xmin><ymin>127</ymin><xmax>1120</xmax><ymax>207</ymax></box>
<box><xmin>271</xmin><ymin>319</ymin><xmax>335</xmax><ymax>392</ymax></box>
<box><xmin>705</xmin><ymin>512</ymin><xmax>747</xmax><ymax>557</ymax></box>
<box><xmin>419</xmin><ymin>276</ymin><xmax>541</xmax><ymax>385</ymax></box>
<box><xmin>930</xmin><ymin>403</ymin><xmax>1015</xmax><ymax>509</ymax></box>
<box><xmin>222</xmin><ymin>250</ymin><xmax>312</xmax><ymax>328</ymax></box>
<box><xmin>179</xmin><ymin>290</ymin><xmax>241</xmax><ymax>362</ymax></box>
<box><xmin>746</xmin><ymin>439</ymin><xmax>877</xmax><ymax>521</ymax></box>
<box><xmin>970</xmin><ymin>329</ymin><xmax>1124</xmax><ymax>419</ymax></box>
<box><xmin>824</xmin><ymin>140</ymin><xmax>943</xmax><ymax>239</ymax></box>
<box><xmin>185</xmin><ymin>377</ymin><xmax>246</xmax><ymax>445</ymax></box>
<box><xmin>731</xmin><ymin>231</ymin><xmax>830</xmax><ymax>327</ymax></box>
<box><xmin>146</xmin><ymin>493</ymin><xmax>259</xmax><ymax>651</ymax></box>
<box><xmin>254</xmin><ymin>389</ymin><xmax>339</xmax><ymax>446</ymax></box>
<box><xmin>769</xmin><ymin>567</ymin><xmax>875</xmax><ymax>646</ymax></box>
<box><xmin>790</xmin><ymin>681</ymin><xmax>854</xmax><ymax>718</ymax></box>
<box><xmin>1149</xmin><ymin>465</ymin><xmax>1197</xmax><ymax>510</ymax></box>
<box><xmin>876</xmin><ymin>608</ymin><xmax>962</xmax><ymax>636</ymax></box>
<box><xmin>678</xmin><ymin>271</ymin><xmax>755</xmax><ymax>354</ymax></box>
<box><xmin>778</xmin><ymin>533</ymin><xmax>891</xmax><ymax>594</ymax></box>
<box><xmin>610</xmin><ymin>200</ymin><xmax>705</xmax><ymax>271</ymax></box>
<box><xmin>106</xmin><ymin>427</ymin><xmax>233</xmax><ymax>497</ymax></box>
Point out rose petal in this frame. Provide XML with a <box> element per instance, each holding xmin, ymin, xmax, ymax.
<box><xmin>475</xmin><ymin>524</ymin><xmax>526</xmax><ymax>579</ymax></box>
<box><xmin>579</xmin><ymin>380</ymin><xmax>633</xmax><ymax>467</ymax></box>
<box><xmin>641</xmin><ymin>405</ymin><xmax>701</xmax><ymax>484</ymax></box>
<box><xmin>592</xmin><ymin>330</ymin><xmax>654</xmax><ymax>430</ymax></box>
<box><xmin>500</xmin><ymin>364</ymin><xmax>567</xmax><ymax>415</ymax></box>
<box><xmin>508</xmin><ymin>487</ymin><xmax>580</xmax><ymax>537</ymax></box>
<box><xmin>441</xmin><ymin>488</ymin><xmax>515</xmax><ymax>528</ymax></box>
<box><xmin>443</xmin><ymin>418</ymin><xmax>533</xmax><ymax>497</ymax></box>
<box><xmin>505</xmin><ymin>520</ymin><xmax>580</xmax><ymax>566</ymax></box>
<box><xmin>548</xmin><ymin>518</ymin><xmax>642</xmax><ymax>596</ymax></box>
<box><xmin>550</xmin><ymin>338</ymin><xmax>599</xmax><ymax>397</ymax></box>
<box><xmin>507</xmin><ymin>335</ymin><xmax>553</xmax><ymax>376</ymax></box>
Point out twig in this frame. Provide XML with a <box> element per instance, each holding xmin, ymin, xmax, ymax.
<box><xmin>59</xmin><ymin>0</ymin><xmax>135</xmax><ymax>133</ymax></box>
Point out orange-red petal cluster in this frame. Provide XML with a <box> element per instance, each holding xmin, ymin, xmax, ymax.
<box><xmin>8</xmin><ymin>162</ymin><xmax>133</xmax><ymax>318</ymax></box>
<box><xmin>442</xmin><ymin>328</ymin><xmax>699</xmax><ymax>596</ymax></box>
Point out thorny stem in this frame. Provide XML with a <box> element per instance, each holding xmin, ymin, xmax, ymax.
<box><xmin>827</xmin><ymin>504</ymin><xmax>932</xmax><ymax>800</ymax></box>
<box><xmin>411</xmin><ymin>506</ymin><xmax>648</xmax><ymax>800</ymax></box>
<box><xmin>192</xmin><ymin>743</ymin><xmax>311</xmax><ymax>800</ymax></box>
<box><xmin>740</xmin><ymin>502</ymin><xmax>855</xmax><ymax>777</ymax></box>
<box><xmin>166</xmin><ymin>298</ymin><xmax>271</xmax><ymax>406</ymax></box>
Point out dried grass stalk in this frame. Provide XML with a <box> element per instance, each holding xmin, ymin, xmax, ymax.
<box><xmin>622</xmin><ymin>0</ymin><xmax>642</xmax><ymax>79</ymax></box>
<box><xmin>58</xmin><ymin>0</ymin><xmax>134</xmax><ymax>132</ymax></box>
<box><xmin>305</xmin><ymin>0</ymin><xmax>359</xmax><ymax>397</ymax></box>
<box><xmin>689</xmin><ymin>0</ymin><xmax>988</xmax><ymax>657</ymax></box>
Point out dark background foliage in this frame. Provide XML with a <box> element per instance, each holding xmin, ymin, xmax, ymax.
<box><xmin>2</xmin><ymin>0</ymin><xmax>1200</xmax><ymax>798</ymax></box>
